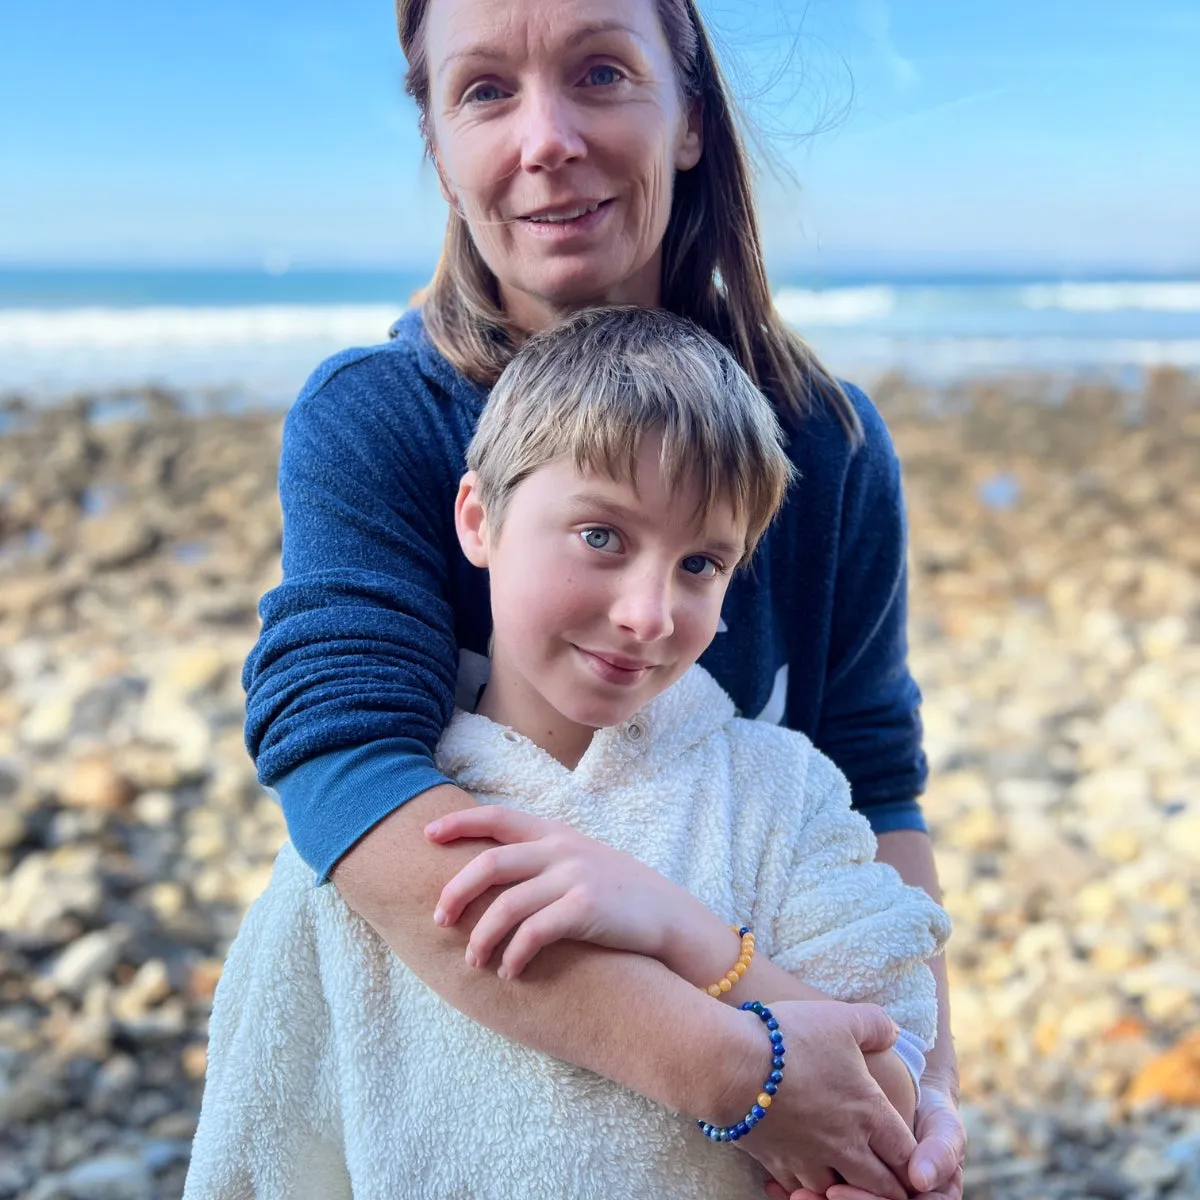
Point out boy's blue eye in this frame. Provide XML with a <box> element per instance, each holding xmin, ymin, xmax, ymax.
<box><xmin>681</xmin><ymin>555</ymin><xmax>719</xmax><ymax>578</ymax></box>
<box><xmin>581</xmin><ymin>527</ymin><xmax>621</xmax><ymax>552</ymax></box>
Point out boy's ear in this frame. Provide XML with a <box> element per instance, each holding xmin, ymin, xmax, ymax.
<box><xmin>454</xmin><ymin>471</ymin><xmax>491</xmax><ymax>568</ymax></box>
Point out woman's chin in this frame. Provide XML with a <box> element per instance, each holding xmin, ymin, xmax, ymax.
<box><xmin>508</xmin><ymin>262</ymin><xmax>638</xmax><ymax>314</ymax></box>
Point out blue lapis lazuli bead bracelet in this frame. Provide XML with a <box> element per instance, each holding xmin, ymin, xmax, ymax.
<box><xmin>697</xmin><ymin>1001</ymin><xmax>786</xmax><ymax>1143</ymax></box>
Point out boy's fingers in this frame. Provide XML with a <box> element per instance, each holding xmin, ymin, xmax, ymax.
<box><xmin>467</xmin><ymin>876</ymin><xmax>563</xmax><ymax>969</ymax></box>
<box><xmin>499</xmin><ymin>896</ymin><xmax>583</xmax><ymax>978</ymax></box>
<box><xmin>426</xmin><ymin>805</ymin><xmax>543</xmax><ymax>844</ymax></box>
<box><xmin>434</xmin><ymin>843</ymin><xmax>547</xmax><ymax>925</ymax></box>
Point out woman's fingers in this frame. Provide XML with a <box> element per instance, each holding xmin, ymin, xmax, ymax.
<box><xmin>425</xmin><ymin>805</ymin><xmax>545</xmax><ymax>846</ymax></box>
<box><xmin>463</xmin><ymin>875</ymin><xmax>565</xmax><ymax>969</ymax></box>
<box><xmin>434</xmin><ymin>842</ymin><xmax>549</xmax><ymax>927</ymax></box>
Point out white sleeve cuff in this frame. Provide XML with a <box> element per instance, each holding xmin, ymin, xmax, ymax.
<box><xmin>891</xmin><ymin>1029</ymin><xmax>927</xmax><ymax>1106</ymax></box>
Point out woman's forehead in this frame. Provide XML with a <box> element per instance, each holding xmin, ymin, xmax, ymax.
<box><xmin>425</xmin><ymin>0</ymin><xmax>665</xmax><ymax>67</ymax></box>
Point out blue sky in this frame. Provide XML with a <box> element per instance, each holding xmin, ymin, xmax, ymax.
<box><xmin>2</xmin><ymin>0</ymin><xmax>1197</xmax><ymax>273</ymax></box>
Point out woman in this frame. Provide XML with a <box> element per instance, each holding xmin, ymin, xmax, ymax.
<box><xmin>242</xmin><ymin>0</ymin><xmax>966</xmax><ymax>1196</ymax></box>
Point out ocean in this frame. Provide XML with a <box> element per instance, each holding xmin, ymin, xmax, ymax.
<box><xmin>2</xmin><ymin>267</ymin><xmax>1198</xmax><ymax>407</ymax></box>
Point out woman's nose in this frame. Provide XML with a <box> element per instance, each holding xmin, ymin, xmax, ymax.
<box><xmin>611</xmin><ymin>574</ymin><xmax>675</xmax><ymax>643</ymax></box>
<box><xmin>518</xmin><ymin>87</ymin><xmax>586</xmax><ymax>172</ymax></box>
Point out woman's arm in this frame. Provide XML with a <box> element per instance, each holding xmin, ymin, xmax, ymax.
<box><xmin>333</xmin><ymin>782</ymin><xmax>913</xmax><ymax>1200</ymax></box>
<box><xmin>659</xmin><ymin>918</ymin><xmax>916</xmax><ymax>1126</ymax></box>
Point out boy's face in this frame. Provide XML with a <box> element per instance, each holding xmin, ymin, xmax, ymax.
<box><xmin>456</xmin><ymin>433</ymin><xmax>746</xmax><ymax>760</ymax></box>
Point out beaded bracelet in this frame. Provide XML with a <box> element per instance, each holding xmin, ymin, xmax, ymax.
<box><xmin>697</xmin><ymin>1001</ymin><xmax>786</xmax><ymax>1143</ymax></box>
<box><xmin>703</xmin><ymin>926</ymin><xmax>755</xmax><ymax>998</ymax></box>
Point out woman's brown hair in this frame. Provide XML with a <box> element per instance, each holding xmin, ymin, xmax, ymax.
<box><xmin>395</xmin><ymin>0</ymin><xmax>862</xmax><ymax>442</ymax></box>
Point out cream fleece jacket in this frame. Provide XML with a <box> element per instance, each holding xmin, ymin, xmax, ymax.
<box><xmin>185</xmin><ymin>666</ymin><xmax>950</xmax><ymax>1200</ymax></box>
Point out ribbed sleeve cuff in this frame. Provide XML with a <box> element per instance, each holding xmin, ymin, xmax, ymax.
<box><xmin>856</xmin><ymin>798</ymin><xmax>928</xmax><ymax>836</ymax></box>
<box><xmin>271</xmin><ymin>738</ymin><xmax>455</xmax><ymax>884</ymax></box>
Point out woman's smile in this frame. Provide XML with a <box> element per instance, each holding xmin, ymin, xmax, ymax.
<box><xmin>515</xmin><ymin>197</ymin><xmax>615</xmax><ymax>238</ymax></box>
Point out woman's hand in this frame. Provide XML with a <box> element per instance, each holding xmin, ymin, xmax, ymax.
<box><xmin>425</xmin><ymin>806</ymin><xmax>710</xmax><ymax>979</ymax></box>
<box><xmin>712</xmin><ymin>1001</ymin><xmax>915</xmax><ymax>1200</ymax></box>
<box><xmin>764</xmin><ymin>1079</ymin><xmax>966</xmax><ymax>1200</ymax></box>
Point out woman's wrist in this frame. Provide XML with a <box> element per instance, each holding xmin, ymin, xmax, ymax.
<box><xmin>693</xmin><ymin>1003</ymin><xmax>775</xmax><ymax>1124</ymax></box>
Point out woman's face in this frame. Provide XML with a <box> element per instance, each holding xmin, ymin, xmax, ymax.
<box><xmin>423</xmin><ymin>0</ymin><xmax>702</xmax><ymax>331</ymax></box>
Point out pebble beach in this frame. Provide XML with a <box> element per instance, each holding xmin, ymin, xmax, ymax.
<box><xmin>0</xmin><ymin>369</ymin><xmax>1197</xmax><ymax>1199</ymax></box>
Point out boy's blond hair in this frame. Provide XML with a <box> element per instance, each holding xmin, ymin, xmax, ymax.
<box><xmin>466</xmin><ymin>307</ymin><xmax>795</xmax><ymax>560</ymax></box>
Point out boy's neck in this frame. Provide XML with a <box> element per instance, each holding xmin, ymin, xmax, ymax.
<box><xmin>476</xmin><ymin>650</ymin><xmax>596</xmax><ymax>770</ymax></box>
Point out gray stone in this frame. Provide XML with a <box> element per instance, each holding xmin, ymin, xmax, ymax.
<box><xmin>62</xmin><ymin>1154</ymin><xmax>152</xmax><ymax>1200</ymax></box>
<box><xmin>49</xmin><ymin>927</ymin><xmax>129</xmax><ymax>997</ymax></box>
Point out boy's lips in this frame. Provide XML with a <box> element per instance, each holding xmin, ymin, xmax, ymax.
<box><xmin>574</xmin><ymin>646</ymin><xmax>658</xmax><ymax>684</ymax></box>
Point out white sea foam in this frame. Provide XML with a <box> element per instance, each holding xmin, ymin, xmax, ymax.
<box><xmin>1021</xmin><ymin>282</ymin><xmax>1200</xmax><ymax>313</ymax></box>
<box><xmin>772</xmin><ymin>286</ymin><xmax>896</xmax><ymax>325</ymax></box>
<box><xmin>0</xmin><ymin>304</ymin><xmax>400</xmax><ymax>351</ymax></box>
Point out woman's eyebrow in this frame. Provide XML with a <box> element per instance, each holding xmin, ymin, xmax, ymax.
<box><xmin>438</xmin><ymin>20</ymin><xmax>647</xmax><ymax>77</ymax></box>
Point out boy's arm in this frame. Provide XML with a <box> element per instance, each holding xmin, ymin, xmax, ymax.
<box><xmin>331</xmin><ymin>782</ymin><xmax>917</xmax><ymax>1200</ymax></box>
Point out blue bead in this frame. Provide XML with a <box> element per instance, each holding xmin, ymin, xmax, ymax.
<box><xmin>739</xmin><ymin>926</ymin><xmax>750</xmax><ymax>937</ymax></box>
<box><xmin>745</xmin><ymin>1113</ymin><xmax>759</xmax><ymax>1127</ymax></box>
<box><xmin>772</xmin><ymin>1057</ymin><xmax>785</xmax><ymax>1070</ymax></box>
<box><xmin>728</xmin><ymin>1127</ymin><xmax>741</xmax><ymax>1141</ymax></box>
<box><xmin>751</xmin><ymin>1105</ymin><xmax>766</xmax><ymax>1120</ymax></box>
<box><xmin>769</xmin><ymin>1030</ymin><xmax>783</xmax><ymax>1043</ymax></box>
<box><xmin>708</xmin><ymin>1128</ymin><xmax>720</xmax><ymax>1141</ymax></box>
<box><xmin>766</xmin><ymin>1017</ymin><xmax>779</xmax><ymax>1031</ymax></box>
<box><xmin>737</xmin><ymin>1122</ymin><xmax>750</xmax><ymax>1137</ymax></box>
<box><xmin>774</xmin><ymin>1043</ymin><xmax>786</xmax><ymax>1055</ymax></box>
<box><xmin>764</xmin><ymin>1081</ymin><xmax>778</xmax><ymax>1095</ymax></box>
<box><xmin>758</xmin><ymin>1005</ymin><xmax>771</xmax><ymax>1019</ymax></box>
<box><xmin>750</xmin><ymin>1001</ymin><xmax>764</xmax><ymax>1014</ymax></box>
<box><xmin>769</xmin><ymin>1069</ymin><xmax>783</xmax><ymax>1083</ymax></box>
<box><xmin>739</xmin><ymin>1000</ymin><xmax>753</xmax><ymax>1011</ymax></box>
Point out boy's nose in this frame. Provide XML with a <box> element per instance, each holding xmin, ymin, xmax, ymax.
<box><xmin>611</xmin><ymin>573</ymin><xmax>674</xmax><ymax>643</ymax></box>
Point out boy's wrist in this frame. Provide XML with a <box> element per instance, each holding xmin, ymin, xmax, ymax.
<box><xmin>657</xmin><ymin>899</ymin><xmax>742</xmax><ymax>986</ymax></box>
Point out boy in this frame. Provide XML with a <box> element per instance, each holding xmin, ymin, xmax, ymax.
<box><xmin>185</xmin><ymin>308</ymin><xmax>949</xmax><ymax>1199</ymax></box>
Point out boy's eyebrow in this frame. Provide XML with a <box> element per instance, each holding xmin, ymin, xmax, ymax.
<box><xmin>565</xmin><ymin>492</ymin><xmax>745</xmax><ymax>560</ymax></box>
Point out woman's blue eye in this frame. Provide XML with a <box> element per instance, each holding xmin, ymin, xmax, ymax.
<box><xmin>584</xmin><ymin>65</ymin><xmax>623</xmax><ymax>87</ymax></box>
<box><xmin>467</xmin><ymin>83</ymin><xmax>505</xmax><ymax>104</ymax></box>
<box><xmin>681</xmin><ymin>555</ymin><xmax>719</xmax><ymax>578</ymax></box>
<box><xmin>581</xmin><ymin>527</ymin><xmax>620</xmax><ymax>552</ymax></box>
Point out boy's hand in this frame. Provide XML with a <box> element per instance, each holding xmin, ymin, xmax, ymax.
<box><xmin>425</xmin><ymin>806</ymin><xmax>707</xmax><ymax>979</ymax></box>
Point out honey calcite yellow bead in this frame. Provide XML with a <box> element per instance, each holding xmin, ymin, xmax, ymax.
<box><xmin>757</xmin><ymin>1093</ymin><xmax>773</xmax><ymax>1109</ymax></box>
<box><xmin>707</xmin><ymin>983</ymin><xmax>723</xmax><ymax>998</ymax></box>
<box><xmin>737</xmin><ymin>955</ymin><xmax>753</xmax><ymax>968</ymax></box>
<box><xmin>733</xmin><ymin>962</ymin><xmax>748</xmax><ymax>977</ymax></box>
<box><xmin>718</xmin><ymin>978</ymin><xmax>732</xmax><ymax>993</ymax></box>
<box><xmin>725</xmin><ymin>971</ymin><xmax>739</xmax><ymax>985</ymax></box>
